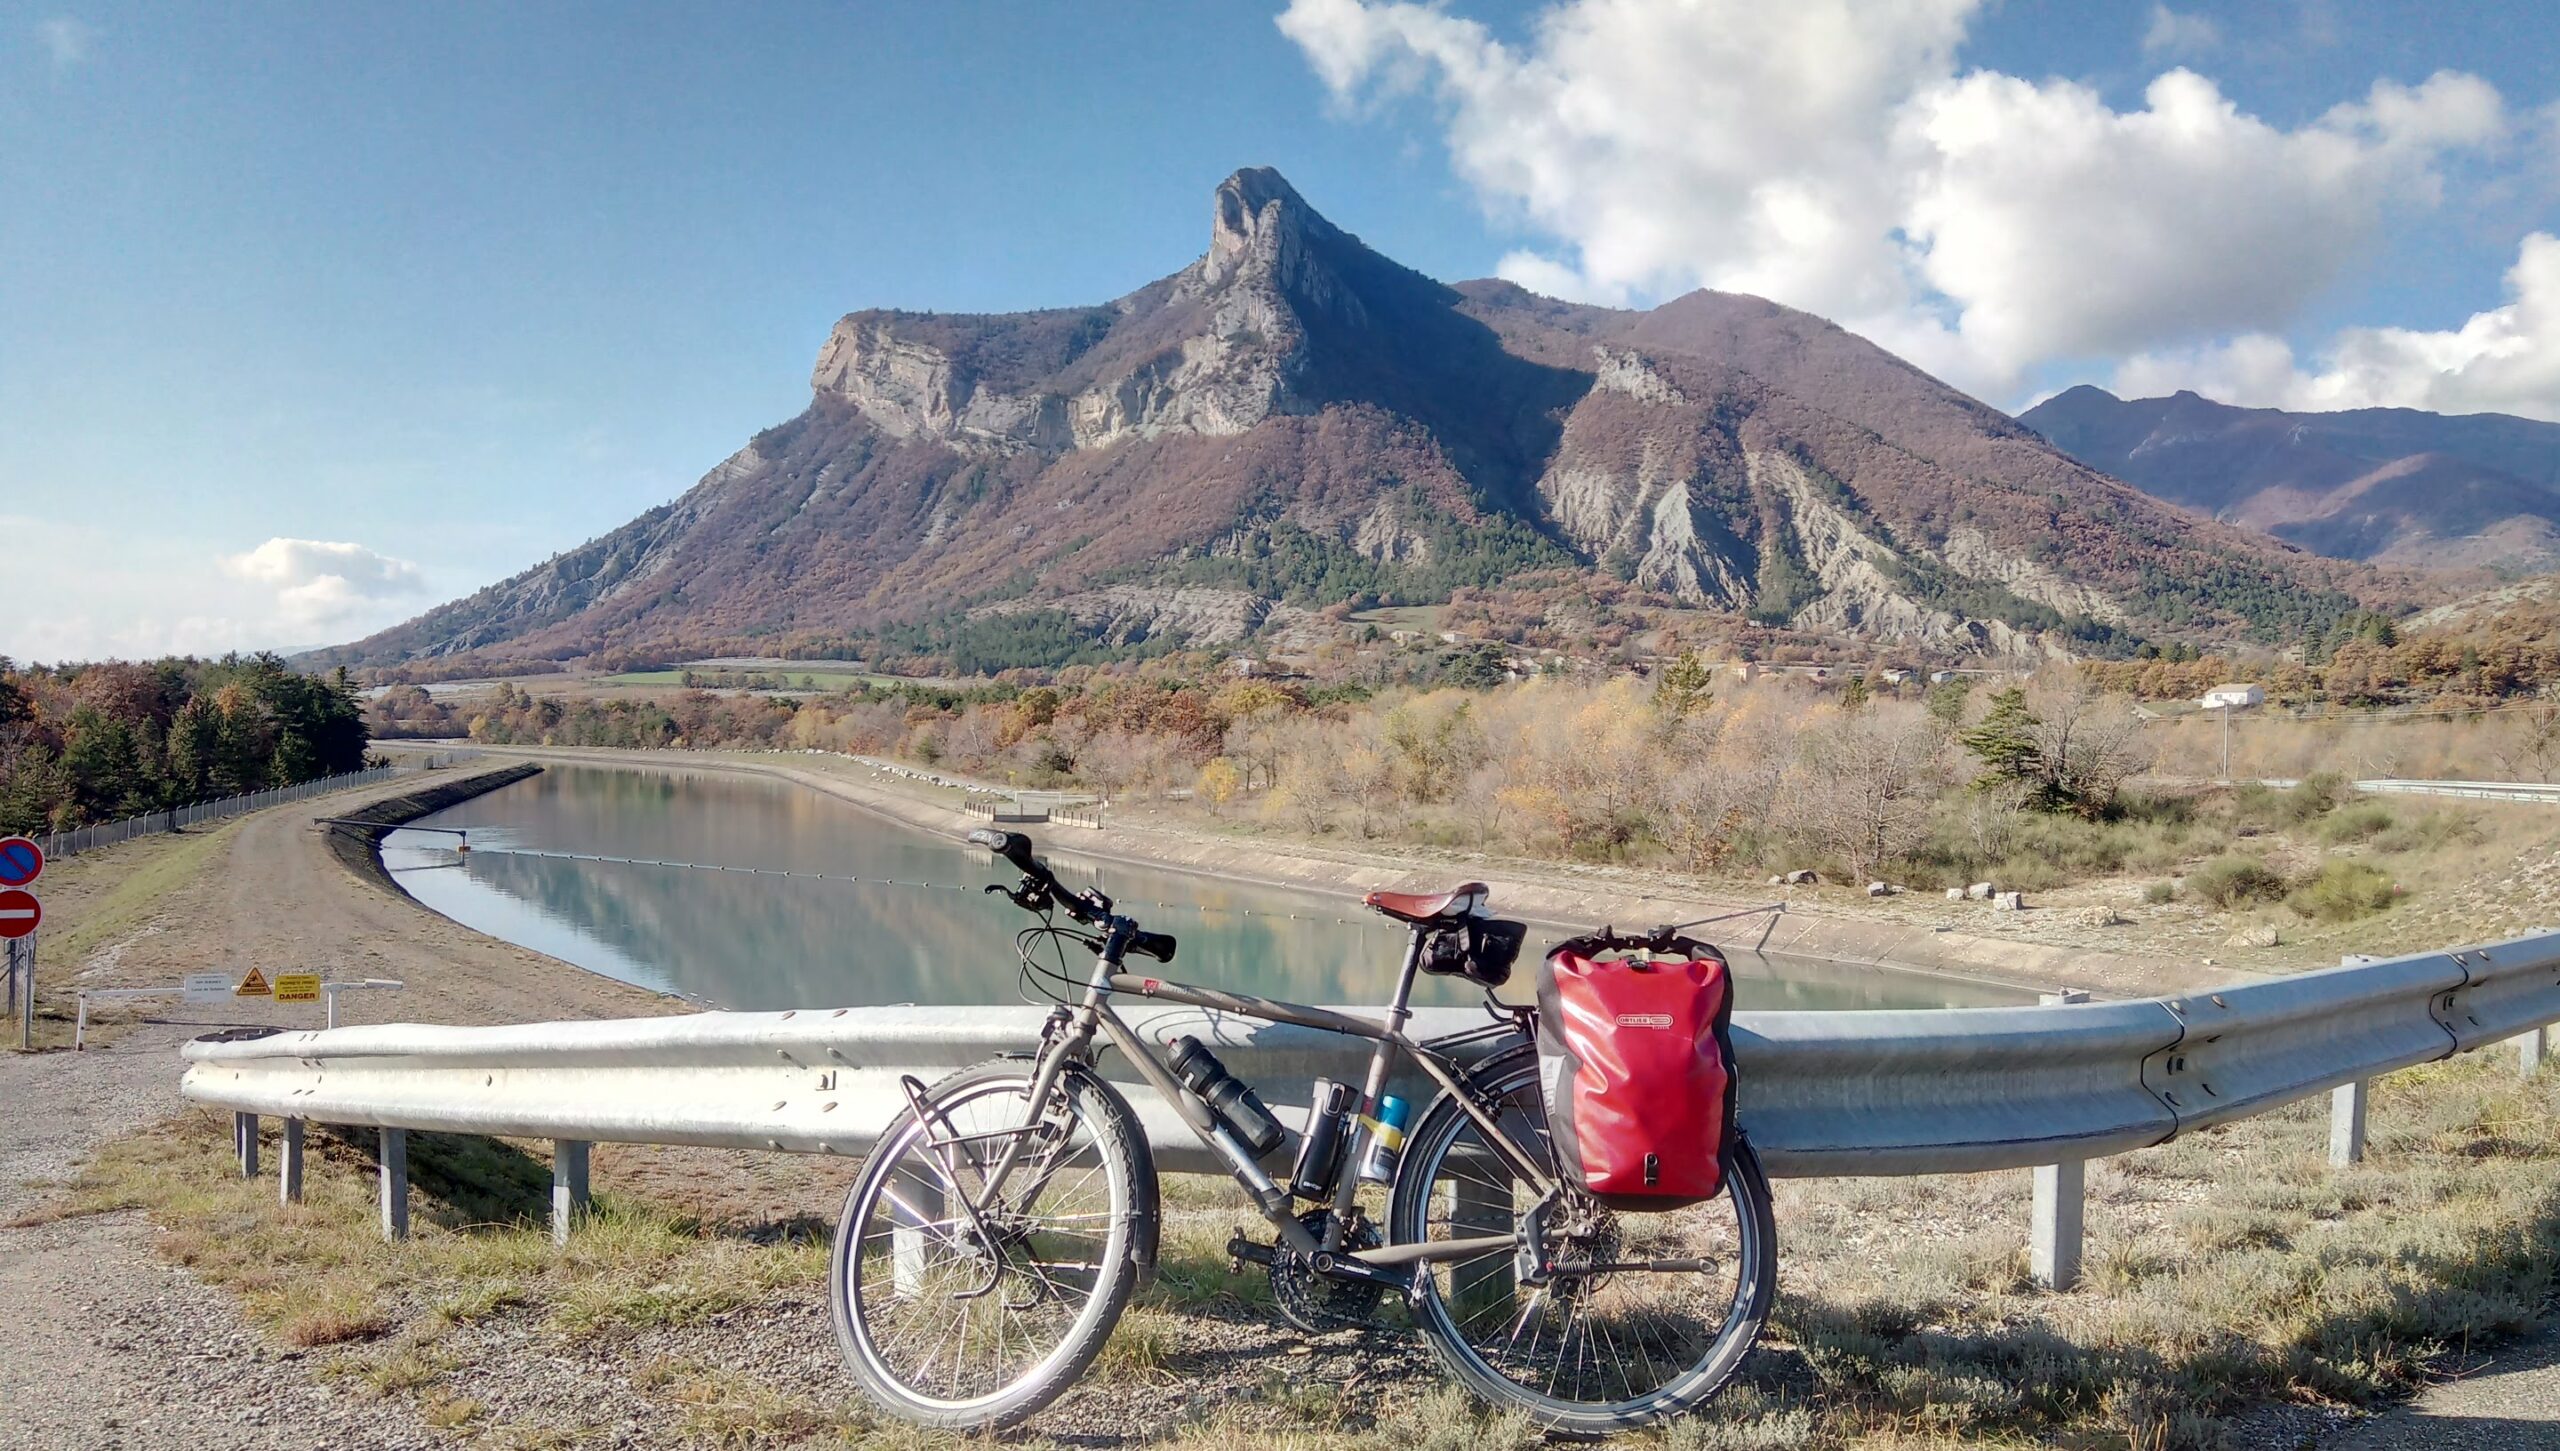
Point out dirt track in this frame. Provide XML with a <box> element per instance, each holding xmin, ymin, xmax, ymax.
<box><xmin>0</xmin><ymin>771</ymin><xmax>690</xmax><ymax>1449</ymax></box>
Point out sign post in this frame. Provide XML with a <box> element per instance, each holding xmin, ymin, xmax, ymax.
<box><xmin>0</xmin><ymin>841</ymin><xmax>41</xmax><ymax>1051</ymax></box>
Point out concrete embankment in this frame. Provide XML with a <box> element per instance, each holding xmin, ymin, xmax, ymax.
<box><xmin>320</xmin><ymin>762</ymin><xmax>544</xmax><ymax>892</ymax></box>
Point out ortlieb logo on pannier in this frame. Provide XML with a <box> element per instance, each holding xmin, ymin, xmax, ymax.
<box><xmin>1536</xmin><ymin>932</ymin><xmax>1738</xmax><ymax>1209</ymax></box>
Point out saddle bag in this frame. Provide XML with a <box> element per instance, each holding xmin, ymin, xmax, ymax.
<box><xmin>1535</xmin><ymin>935</ymin><xmax>1738</xmax><ymax>1209</ymax></box>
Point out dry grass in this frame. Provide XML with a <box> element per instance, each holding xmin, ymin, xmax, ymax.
<box><xmin>2</xmin><ymin>819</ymin><xmax>244</xmax><ymax>1052</ymax></box>
<box><xmin>40</xmin><ymin>1052</ymin><xmax>2560</xmax><ymax>1448</ymax></box>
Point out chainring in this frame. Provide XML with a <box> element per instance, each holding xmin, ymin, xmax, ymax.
<box><xmin>1269</xmin><ymin>1208</ymin><xmax>1385</xmax><ymax>1333</ymax></box>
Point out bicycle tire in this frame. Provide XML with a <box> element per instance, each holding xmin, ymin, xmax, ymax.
<box><xmin>1387</xmin><ymin>1045</ymin><xmax>1777</xmax><ymax>1435</ymax></box>
<box><xmin>831</xmin><ymin>1057</ymin><xmax>1152</xmax><ymax>1431</ymax></box>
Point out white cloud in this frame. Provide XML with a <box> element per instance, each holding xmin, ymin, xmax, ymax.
<box><xmin>221</xmin><ymin>538</ymin><xmax>429</xmax><ymax>629</ymax></box>
<box><xmin>35</xmin><ymin>16</ymin><xmax>94</xmax><ymax>68</ymax></box>
<box><xmin>2142</xmin><ymin>4</ymin><xmax>2220</xmax><ymax>58</ymax></box>
<box><xmin>1276</xmin><ymin>0</ymin><xmax>2520</xmax><ymax>406</ymax></box>
<box><xmin>2113</xmin><ymin>232</ymin><xmax>2560</xmax><ymax>422</ymax></box>
<box><xmin>0</xmin><ymin>523</ymin><xmax>437</xmax><ymax>663</ymax></box>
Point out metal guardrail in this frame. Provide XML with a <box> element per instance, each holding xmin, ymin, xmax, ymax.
<box><xmin>34</xmin><ymin>765</ymin><xmax>401</xmax><ymax>861</ymax></box>
<box><xmin>2355</xmin><ymin>778</ymin><xmax>2560</xmax><ymax>804</ymax></box>
<box><xmin>181</xmin><ymin>929</ymin><xmax>2560</xmax><ymax>1284</ymax></box>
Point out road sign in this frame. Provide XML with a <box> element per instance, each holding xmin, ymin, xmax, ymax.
<box><xmin>0</xmin><ymin>889</ymin><xmax>38</xmax><ymax>940</ymax></box>
<box><xmin>273</xmin><ymin>972</ymin><xmax>321</xmax><ymax>1004</ymax></box>
<box><xmin>234</xmin><ymin>966</ymin><xmax>272</xmax><ymax>997</ymax></box>
<box><xmin>182</xmin><ymin>972</ymin><xmax>232</xmax><ymax>1004</ymax></box>
<box><xmin>0</xmin><ymin>837</ymin><xmax>41</xmax><ymax>888</ymax></box>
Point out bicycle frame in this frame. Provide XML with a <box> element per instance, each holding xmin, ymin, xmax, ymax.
<box><xmin>963</xmin><ymin>914</ymin><xmax>1558</xmax><ymax>1287</ymax></box>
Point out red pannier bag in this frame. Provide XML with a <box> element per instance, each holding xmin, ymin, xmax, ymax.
<box><xmin>1535</xmin><ymin>935</ymin><xmax>1738</xmax><ymax>1208</ymax></box>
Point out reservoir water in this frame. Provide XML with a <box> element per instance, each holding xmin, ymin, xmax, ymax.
<box><xmin>384</xmin><ymin>763</ymin><xmax>2025</xmax><ymax>1011</ymax></box>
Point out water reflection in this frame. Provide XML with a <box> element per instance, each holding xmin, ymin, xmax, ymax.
<box><xmin>386</xmin><ymin>765</ymin><xmax>2024</xmax><ymax>1011</ymax></box>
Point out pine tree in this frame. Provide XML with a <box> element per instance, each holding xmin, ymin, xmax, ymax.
<box><xmin>1654</xmin><ymin>650</ymin><xmax>1714</xmax><ymax>720</ymax></box>
<box><xmin>1959</xmin><ymin>686</ymin><xmax>2043</xmax><ymax>795</ymax></box>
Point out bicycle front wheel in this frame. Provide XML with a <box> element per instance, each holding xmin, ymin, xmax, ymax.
<box><xmin>1387</xmin><ymin>1046</ymin><xmax>1776</xmax><ymax>1435</ymax></box>
<box><xmin>832</xmin><ymin>1058</ymin><xmax>1150</xmax><ymax>1431</ymax></box>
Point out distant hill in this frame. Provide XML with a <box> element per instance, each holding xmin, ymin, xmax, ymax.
<box><xmin>323</xmin><ymin>170</ymin><xmax>2392</xmax><ymax>672</ymax></box>
<box><xmin>2022</xmin><ymin>386</ymin><xmax>2560</xmax><ymax>571</ymax></box>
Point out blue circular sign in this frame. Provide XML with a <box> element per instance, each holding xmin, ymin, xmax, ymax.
<box><xmin>0</xmin><ymin>838</ymin><xmax>41</xmax><ymax>888</ymax></box>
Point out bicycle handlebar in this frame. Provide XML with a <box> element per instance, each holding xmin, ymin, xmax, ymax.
<box><xmin>965</xmin><ymin>827</ymin><xmax>1175</xmax><ymax>963</ymax></box>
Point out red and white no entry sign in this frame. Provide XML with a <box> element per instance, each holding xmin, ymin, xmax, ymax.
<box><xmin>0</xmin><ymin>888</ymin><xmax>39</xmax><ymax>940</ymax></box>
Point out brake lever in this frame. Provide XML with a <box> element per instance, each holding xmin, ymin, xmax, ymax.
<box><xmin>986</xmin><ymin>877</ymin><xmax>1054</xmax><ymax>914</ymax></box>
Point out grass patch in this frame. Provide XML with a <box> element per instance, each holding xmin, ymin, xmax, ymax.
<box><xmin>2321</xmin><ymin>801</ymin><xmax>2397</xmax><ymax>844</ymax></box>
<box><xmin>2290</xmin><ymin>859</ymin><xmax>2402</xmax><ymax>923</ymax></box>
<box><xmin>2188</xmin><ymin>853</ymin><xmax>2290</xmax><ymax>909</ymax></box>
<box><xmin>40</xmin><ymin>818</ymin><xmax>243</xmax><ymax>969</ymax></box>
<box><xmin>6</xmin><ymin>820</ymin><xmax>245</xmax><ymax>1050</ymax></box>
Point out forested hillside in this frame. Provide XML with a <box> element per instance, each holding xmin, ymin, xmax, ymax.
<box><xmin>0</xmin><ymin>653</ymin><xmax>371</xmax><ymax>835</ymax></box>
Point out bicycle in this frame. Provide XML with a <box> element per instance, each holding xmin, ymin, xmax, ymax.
<box><xmin>830</xmin><ymin>828</ymin><xmax>1776</xmax><ymax>1435</ymax></box>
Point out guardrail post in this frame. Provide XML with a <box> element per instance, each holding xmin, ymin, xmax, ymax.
<box><xmin>2519</xmin><ymin>1027</ymin><xmax>2547</xmax><ymax>1077</ymax></box>
<box><xmin>893</xmin><ymin>1181</ymin><xmax>945</xmax><ymax>1295</ymax></box>
<box><xmin>1450</xmin><ymin>1173</ymin><xmax>1514</xmax><ymax>1319</ymax></box>
<box><xmin>2329</xmin><ymin>1080</ymin><xmax>2368</xmax><ymax>1166</ymax></box>
<box><xmin>379</xmin><ymin>1128</ymin><xmax>410</xmax><ymax>1240</ymax></box>
<box><xmin>551</xmin><ymin>1140</ymin><xmax>590</xmax><ymax>1245</ymax></box>
<box><xmin>2027</xmin><ymin>988</ymin><xmax>2090</xmax><ymax>1291</ymax></box>
<box><xmin>2032</xmin><ymin>1159</ymin><xmax>2084</xmax><ymax>1291</ymax></box>
<box><xmin>234</xmin><ymin>1112</ymin><xmax>259</xmax><ymax>1178</ymax></box>
<box><xmin>279</xmin><ymin>1118</ymin><xmax>305</xmax><ymax>1204</ymax></box>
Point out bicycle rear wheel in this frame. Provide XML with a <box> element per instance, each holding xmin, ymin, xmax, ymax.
<box><xmin>1387</xmin><ymin>1047</ymin><xmax>1776</xmax><ymax>1435</ymax></box>
<box><xmin>832</xmin><ymin>1058</ymin><xmax>1150</xmax><ymax>1431</ymax></box>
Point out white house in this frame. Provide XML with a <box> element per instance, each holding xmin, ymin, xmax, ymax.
<box><xmin>2200</xmin><ymin>683</ymin><xmax>2265</xmax><ymax>710</ymax></box>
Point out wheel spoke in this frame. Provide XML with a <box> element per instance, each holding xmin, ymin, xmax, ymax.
<box><xmin>1391</xmin><ymin>1050</ymin><xmax>1771</xmax><ymax>1426</ymax></box>
<box><xmin>835</xmin><ymin>1069</ymin><xmax>1137</xmax><ymax>1423</ymax></box>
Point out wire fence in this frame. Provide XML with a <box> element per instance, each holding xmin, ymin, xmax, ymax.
<box><xmin>34</xmin><ymin>764</ymin><xmax>403</xmax><ymax>862</ymax></box>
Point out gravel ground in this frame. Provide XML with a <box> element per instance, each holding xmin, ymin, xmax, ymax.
<box><xmin>2322</xmin><ymin>1325</ymin><xmax>2560</xmax><ymax>1449</ymax></box>
<box><xmin>0</xmin><ymin>774</ymin><xmax>671</xmax><ymax>1448</ymax></box>
<box><xmin>0</xmin><ymin>1208</ymin><xmax>444</xmax><ymax>1451</ymax></box>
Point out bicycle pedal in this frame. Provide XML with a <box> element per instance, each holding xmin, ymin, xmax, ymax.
<box><xmin>1226</xmin><ymin>1233</ymin><xmax>1278</xmax><ymax>1269</ymax></box>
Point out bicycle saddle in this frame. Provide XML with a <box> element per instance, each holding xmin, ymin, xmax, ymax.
<box><xmin>1362</xmin><ymin>883</ymin><xmax>1490</xmax><ymax>925</ymax></box>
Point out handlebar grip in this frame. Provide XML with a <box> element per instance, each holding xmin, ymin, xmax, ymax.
<box><xmin>1127</xmin><ymin>929</ymin><xmax>1178</xmax><ymax>964</ymax></box>
<box><xmin>964</xmin><ymin>828</ymin><xmax>1038</xmax><ymax>872</ymax></box>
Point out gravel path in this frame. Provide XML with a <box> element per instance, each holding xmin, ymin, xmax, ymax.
<box><xmin>0</xmin><ymin>774</ymin><xmax>670</xmax><ymax>1449</ymax></box>
<box><xmin>2322</xmin><ymin>1322</ymin><xmax>2560</xmax><ymax>1449</ymax></box>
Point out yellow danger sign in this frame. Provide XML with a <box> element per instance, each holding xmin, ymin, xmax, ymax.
<box><xmin>273</xmin><ymin>972</ymin><xmax>321</xmax><ymax>1004</ymax></box>
<box><xmin>234</xmin><ymin>966</ymin><xmax>272</xmax><ymax>997</ymax></box>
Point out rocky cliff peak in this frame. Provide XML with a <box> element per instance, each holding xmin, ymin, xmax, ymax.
<box><xmin>1202</xmin><ymin>166</ymin><xmax>1330</xmax><ymax>288</ymax></box>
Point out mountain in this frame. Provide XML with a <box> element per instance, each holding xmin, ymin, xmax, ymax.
<box><xmin>329</xmin><ymin>169</ymin><xmax>2391</xmax><ymax>672</ymax></box>
<box><xmin>2022</xmin><ymin>386</ymin><xmax>2560</xmax><ymax>572</ymax></box>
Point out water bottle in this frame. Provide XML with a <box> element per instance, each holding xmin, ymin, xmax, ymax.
<box><xmin>1356</xmin><ymin>1094</ymin><xmax>1412</xmax><ymax>1185</ymax></box>
<box><xmin>1289</xmin><ymin>1078</ymin><xmax>1355</xmax><ymax>1198</ymax></box>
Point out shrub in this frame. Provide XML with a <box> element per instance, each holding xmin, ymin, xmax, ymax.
<box><xmin>2320</xmin><ymin>802</ymin><xmax>2396</xmax><ymax>844</ymax></box>
<box><xmin>2373</xmin><ymin>809</ymin><xmax>2484</xmax><ymax>855</ymax></box>
<box><xmin>2144</xmin><ymin>880</ymin><xmax>2178</xmax><ymax>905</ymax></box>
<box><xmin>2290</xmin><ymin>860</ymin><xmax>2399</xmax><ymax>923</ymax></box>
<box><xmin>2189</xmin><ymin>854</ymin><xmax>2289</xmax><ymax>909</ymax></box>
<box><xmin>2278</xmin><ymin>772</ymin><xmax>2351</xmax><ymax>827</ymax></box>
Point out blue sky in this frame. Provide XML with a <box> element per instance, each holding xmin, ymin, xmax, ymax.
<box><xmin>4</xmin><ymin>0</ymin><xmax>2556</xmax><ymax>661</ymax></box>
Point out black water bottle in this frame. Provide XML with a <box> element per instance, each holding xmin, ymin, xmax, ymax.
<box><xmin>1288</xmin><ymin>1078</ymin><xmax>1355</xmax><ymax>1198</ymax></box>
<box><xmin>1168</xmin><ymin>1036</ymin><xmax>1286</xmax><ymax>1158</ymax></box>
